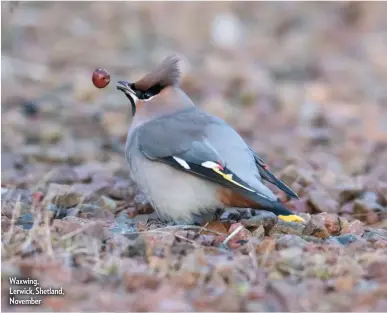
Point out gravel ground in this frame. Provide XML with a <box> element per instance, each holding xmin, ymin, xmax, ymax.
<box><xmin>2</xmin><ymin>2</ymin><xmax>387</xmax><ymax>312</ymax></box>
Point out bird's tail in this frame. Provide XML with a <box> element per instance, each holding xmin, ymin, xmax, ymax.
<box><xmin>241</xmin><ymin>190</ymin><xmax>304</xmax><ymax>222</ymax></box>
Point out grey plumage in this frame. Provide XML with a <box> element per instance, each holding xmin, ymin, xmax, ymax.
<box><xmin>118</xmin><ymin>56</ymin><xmax>301</xmax><ymax>223</ymax></box>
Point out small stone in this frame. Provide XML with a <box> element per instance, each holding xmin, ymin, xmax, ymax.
<box><xmin>220</xmin><ymin>207</ymin><xmax>241</xmax><ymax>221</ymax></box>
<box><xmin>1</xmin><ymin>216</ymin><xmax>12</xmax><ymax>232</ymax></box>
<box><xmin>288</xmin><ymin>197</ymin><xmax>311</xmax><ymax>213</ymax></box>
<box><xmin>97</xmin><ymin>196</ymin><xmax>118</xmax><ymax>214</ymax></box>
<box><xmin>2</xmin><ymin>188</ymin><xmax>32</xmax><ymax>206</ymax></box>
<box><xmin>335</xmin><ymin>182</ymin><xmax>364</xmax><ymax>204</ymax></box>
<box><xmin>134</xmin><ymin>193</ymin><xmax>153</xmax><ymax>214</ymax></box>
<box><xmin>66</xmin><ymin>207</ymin><xmax>80</xmax><ymax>217</ymax></box>
<box><xmin>40</xmin><ymin>123</ymin><xmax>64</xmax><ymax>144</ymax></box>
<box><xmin>78</xmin><ymin>204</ymin><xmax>115</xmax><ymax>221</ymax></box>
<box><xmin>334</xmin><ymin>276</ymin><xmax>358</xmax><ymax>292</ymax></box>
<box><xmin>72</xmin><ymin>163</ymin><xmax>109</xmax><ymax>182</ymax></box>
<box><xmin>115</xmin><ymin>210</ymin><xmax>136</xmax><ymax>225</ymax></box>
<box><xmin>228</xmin><ymin>223</ymin><xmax>251</xmax><ymax>241</ymax></box>
<box><xmin>278</xmin><ymin>247</ymin><xmax>304</xmax><ymax>270</ymax></box>
<box><xmin>70</xmin><ymin>181</ymin><xmax>111</xmax><ymax>202</ymax></box>
<box><xmin>280</xmin><ymin>165</ymin><xmax>313</xmax><ymax>187</ymax></box>
<box><xmin>22</xmin><ymin>100</ymin><xmax>39</xmax><ymax>117</ymax></box>
<box><xmin>109</xmin><ymin>222</ymin><xmax>137</xmax><ymax>235</ymax></box>
<box><xmin>302</xmin><ymin>214</ymin><xmax>330</xmax><ymax>239</ymax></box>
<box><xmin>123</xmin><ymin>272</ymin><xmax>159</xmax><ymax>292</ymax></box>
<box><xmin>48</xmin><ymin>204</ymin><xmax>67</xmax><ymax>219</ymax></box>
<box><xmin>241</xmin><ymin>210</ymin><xmax>277</xmax><ymax>232</ymax></box>
<box><xmin>308</xmin><ymin>190</ymin><xmax>338</xmax><ymax>213</ymax></box>
<box><xmin>53</xmin><ymin>217</ymin><xmax>109</xmax><ymax>241</ymax></box>
<box><xmin>319</xmin><ymin>212</ymin><xmax>341</xmax><ymax>236</ymax></box>
<box><xmin>108</xmin><ymin>178</ymin><xmax>136</xmax><ymax>201</ymax></box>
<box><xmin>362</xmin><ymin>228</ymin><xmax>387</xmax><ymax>242</ymax></box>
<box><xmin>340</xmin><ymin>219</ymin><xmax>364</xmax><ymax>236</ymax></box>
<box><xmin>252</xmin><ymin>225</ymin><xmax>265</xmax><ymax>240</ymax></box>
<box><xmin>330</xmin><ymin>234</ymin><xmax>362</xmax><ymax>245</ymax></box>
<box><xmin>17</xmin><ymin>213</ymin><xmax>34</xmax><ymax>230</ymax></box>
<box><xmin>44</xmin><ymin>165</ymin><xmax>78</xmax><ymax>185</ymax></box>
<box><xmin>269</xmin><ymin>220</ymin><xmax>306</xmax><ymax>236</ymax></box>
<box><xmin>354</xmin><ymin>195</ymin><xmax>385</xmax><ymax>223</ymax></box>
<box><xmin>43</xmin><ymin>183</ymin><xmax>83</xmax><ymax>208</ymax></box>
<box><xmin>276</xmin><ymin>234</ymin><xmax>308</xmax><ymax>249</ymax></box>
<box><xmin>301</xmin><ymin>235</ymin><xmax>325</xmax><ymax>243</ymax></box>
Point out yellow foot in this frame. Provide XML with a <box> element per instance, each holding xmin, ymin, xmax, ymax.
<box><xmin>278</xmin><ymin>214</ymin><xmax>305</xmax><ymax>223</ymax></box>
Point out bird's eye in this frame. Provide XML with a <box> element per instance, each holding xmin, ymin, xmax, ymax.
<box><xmin>142</xmin><ymin>93</ymin><xmax>151</xmax><ymax>100</ymax></box>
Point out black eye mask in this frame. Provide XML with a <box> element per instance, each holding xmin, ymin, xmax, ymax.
<box><xmin>134</xmin><ymin>83</ymin><xmax>164</xmax><ymax>100</ymax></box>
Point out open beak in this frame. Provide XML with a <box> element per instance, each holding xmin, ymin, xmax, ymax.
<box><xmin>116</xmin><ymin>80</ymin><xmax>137</xmax><ymax>116</ymax></box>
<box><xmin>116</xmin><ymin>80</ymin><xmax>136</xmax><ymax>97</ymax></box>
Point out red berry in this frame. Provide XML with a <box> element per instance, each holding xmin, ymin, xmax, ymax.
<box><xmin>92</xmin><ymin>68</ymin><xmax>110</xmax><ymax>88</ymax></box>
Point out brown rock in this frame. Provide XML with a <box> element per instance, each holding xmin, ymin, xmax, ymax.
<box><xmin>52</xmin><ymin>217</ymin><xmax>109</xmax><ymax>240</ymax></box>
<box><xmin>1</xmin><ymin>188</ymin><xmax>32</xmax><ymax>205</ymax></box>
<box><xmin>228</xmin><ymin>222</ymin><xmax>251</xmax><ymax>241</ymax></box>
<box><xmin>123</xmin><ymin>272</ymin><xmax>160</xmax><ymax>291</ymax></box>
<box><xmin>44</xmin><ymin>165</ymin><xmax>78</xmax><ymax>185</ymax></box>
<box><xmin>1</xmin><ymin>216</ymin><xmax>12</xmax><ymax>232</ymax></box>
<box><xmin>288</xmin><ymin>197</ymin><xmax>311</xmax><ymax>213</ymax></box>
<box><xmin>107</xmin><ymin>178</ymin><xmax>136</xmax><ymax>201</ymax></box>
<box><xmin>134</xmin><ymin>193</ymin><xmax>154</xmax><ymax>214</ymax></box>
<box><xmin>276</xmin><ymin>234</ymin><xmax>308</xmax><ymax>249</ymax></box>
<box><xmin>353</xmin><ymin>195</ymin><xmax>384</xmax><ymax>224</ymax></box>
<box><xmin>269</xmin><ymin>220</ymin><xmax>306</xmax><ymax>236</ymax></box>
<box><xmin>341</xmin><ymin>219</ymin><xmax>365</xmax><ymax>236</ymax></box>
<box><xmin>308</xmin><ymin>189</ymin><xmax>338</xmax><ymax>213</ymax></box>
<box><xmin>366</xmin><ymin>260</ymin><xmax>387</xmax><ymax>283</ymax></box>
<box><xmin>43</xmin><ymin>183</ymin><xmax>83</xmax><ymax>208</ymax></box>
<box><xmin>302</xmin><ymin>214</ymin><xmax>330</xmax><ymax>239</ymax></box>
<box><xmin>252</xmin><ymin>225</ymin><xmax>265</xmax><ymax>240</ymax></box>
<box><xmin>78</xmin><ymin>204</ymin><xmax>115</xmax><ymax>221</ymax></box>
<box><xmin>203</xmin><ymin>220</ymin><xmax>228</xmax><ymax>235</ymax></box>
<box><xmin>72</xmin><ymin>163</ymin><xmax>110</xmax><ymax>182</ymax></box>
<box><xmin>280</xmin><ymin>164</ymin><xmax>314</xmax><ymax>187</ymax></box>
<box><xmin>70</xmin><ymin>181</ymin><xmax>112</xmax><ymax>202</ymax></box>
<box><xmin>256</xmin><ymin>238</ymin><xmax>276</xmax><ymax>255</ymax></box>
<box><xmin>241</xmin><ymin>210</ymin><xmax>277</xmax><ymax>232</ymax></box>
<box><xmin>96</xmin><ymin>196</ymin><xmax>118</xmax><ymax>214</ymax></box>
<box><xmin>319</xmin><ymin>212</ymin><xmax>341</xmax><ymax>236</ymax></box>
<box><xmin>335</xmin><ymin>182</ymin><xmax>364</xmax><ymax>204</ymax></box>
<box><xmin>334</xmin><ymin>276</ymin><xmax>358</xmax><ymax>292</ymax></box>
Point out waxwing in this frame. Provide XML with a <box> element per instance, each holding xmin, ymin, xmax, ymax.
<box><xmin>117</xmin><ymin>56</ymin><xmax>303</xmax><ymax>223</ymax></box>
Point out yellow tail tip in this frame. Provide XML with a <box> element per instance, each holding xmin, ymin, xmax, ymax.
<box><xmin>278</xmin><ymin>215</ymin><xmax>305</xmax><ymax>223</ymax></box>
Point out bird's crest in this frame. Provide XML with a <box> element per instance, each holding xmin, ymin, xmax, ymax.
<box><xmin>134</xmin><ymin>55</ymin><xmax>181</xmax><ymax>91</ymax></box>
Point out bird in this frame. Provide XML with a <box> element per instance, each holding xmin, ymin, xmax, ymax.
<box><xmin>116</xmin><ymin>55</ymin><xmax>304</xmax><ymax>224</ymax></box>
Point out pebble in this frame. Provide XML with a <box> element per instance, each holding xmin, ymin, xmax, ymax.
<box><xmin>327</xmin><ymin>234</ymin><xmax>362</xmax><ymax>246</ymax></box>
<box><xmin>269</xmin><ymin>220</ymin><xmax>306</xmax><ymax>236</ymax></box>
<box><xmin>97</xmin><ymin>196</ymin><xmax>118</xmax><ymax>214</ymax></box>
<box><xmin>276</xmin><ymin>234</ymin><xmax>308</xmax><ymax>249</ymax></box>
<box><xmin>48</xmin><ymin>204</ymin><xmax>67</xmax><ymax>219</ymax></box>
<box><xmin>17</xmin><ymin>213</ymin><xmax>34</xmax><ymax>230</ymax></box>
<box><xmin>78</xmin><ymin>204</ymin><xmax>115</xmax><ymax>220</ymax></box>
<box><xmin>308</xmin><ymin>190</ymin><xmax>338</xmax><ymax>213</ymax></box>
<box><xmin>241</xmin><ymin>210</ymin><xmax>277</xmax><ymax>232</ymax></box>
<box><xmin>43</xmin><ymin>183</ymin><xmax>83</xmax><ymax>208</ymax></box>
<box><xmin>362</xmin><ymin>229</ymin><xmax>387</xmax><ymax>242</ymax></box>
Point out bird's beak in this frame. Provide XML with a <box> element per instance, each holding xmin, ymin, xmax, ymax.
<box><xmin>116</xmin><ymin>80</ymin><xmax>136</xmax><ymax>97</ymax></box>
<box><xmin>116</xmin><ymin>80</ymin><xmax>137</xmax><ymax>116</ymax></box>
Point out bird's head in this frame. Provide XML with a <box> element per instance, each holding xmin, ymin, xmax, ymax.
<box><xmin>116</xmin><ymin>55</ymin><xmax>181</xmax><ymax>116</ymax></box>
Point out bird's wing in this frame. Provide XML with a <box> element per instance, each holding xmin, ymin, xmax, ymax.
<box><xmin>135</xmin><ymin>108</ymin><xmax>284</xmax><ymax>210</ymax></box>
<box><xmin>250</xmin><ymin>149</ymin><xmax>299</xmax><ymax>199</ymax></box>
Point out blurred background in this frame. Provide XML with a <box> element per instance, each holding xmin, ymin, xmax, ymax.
<box><xmin>2</xmin><ymin>3</ymin><xmax>387</xmax><ymax>312</ymax></box>
<box><xmin>2</xmin><ymin>1</ymin><xmax>387</xmax><ymax>224</ymax></box>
